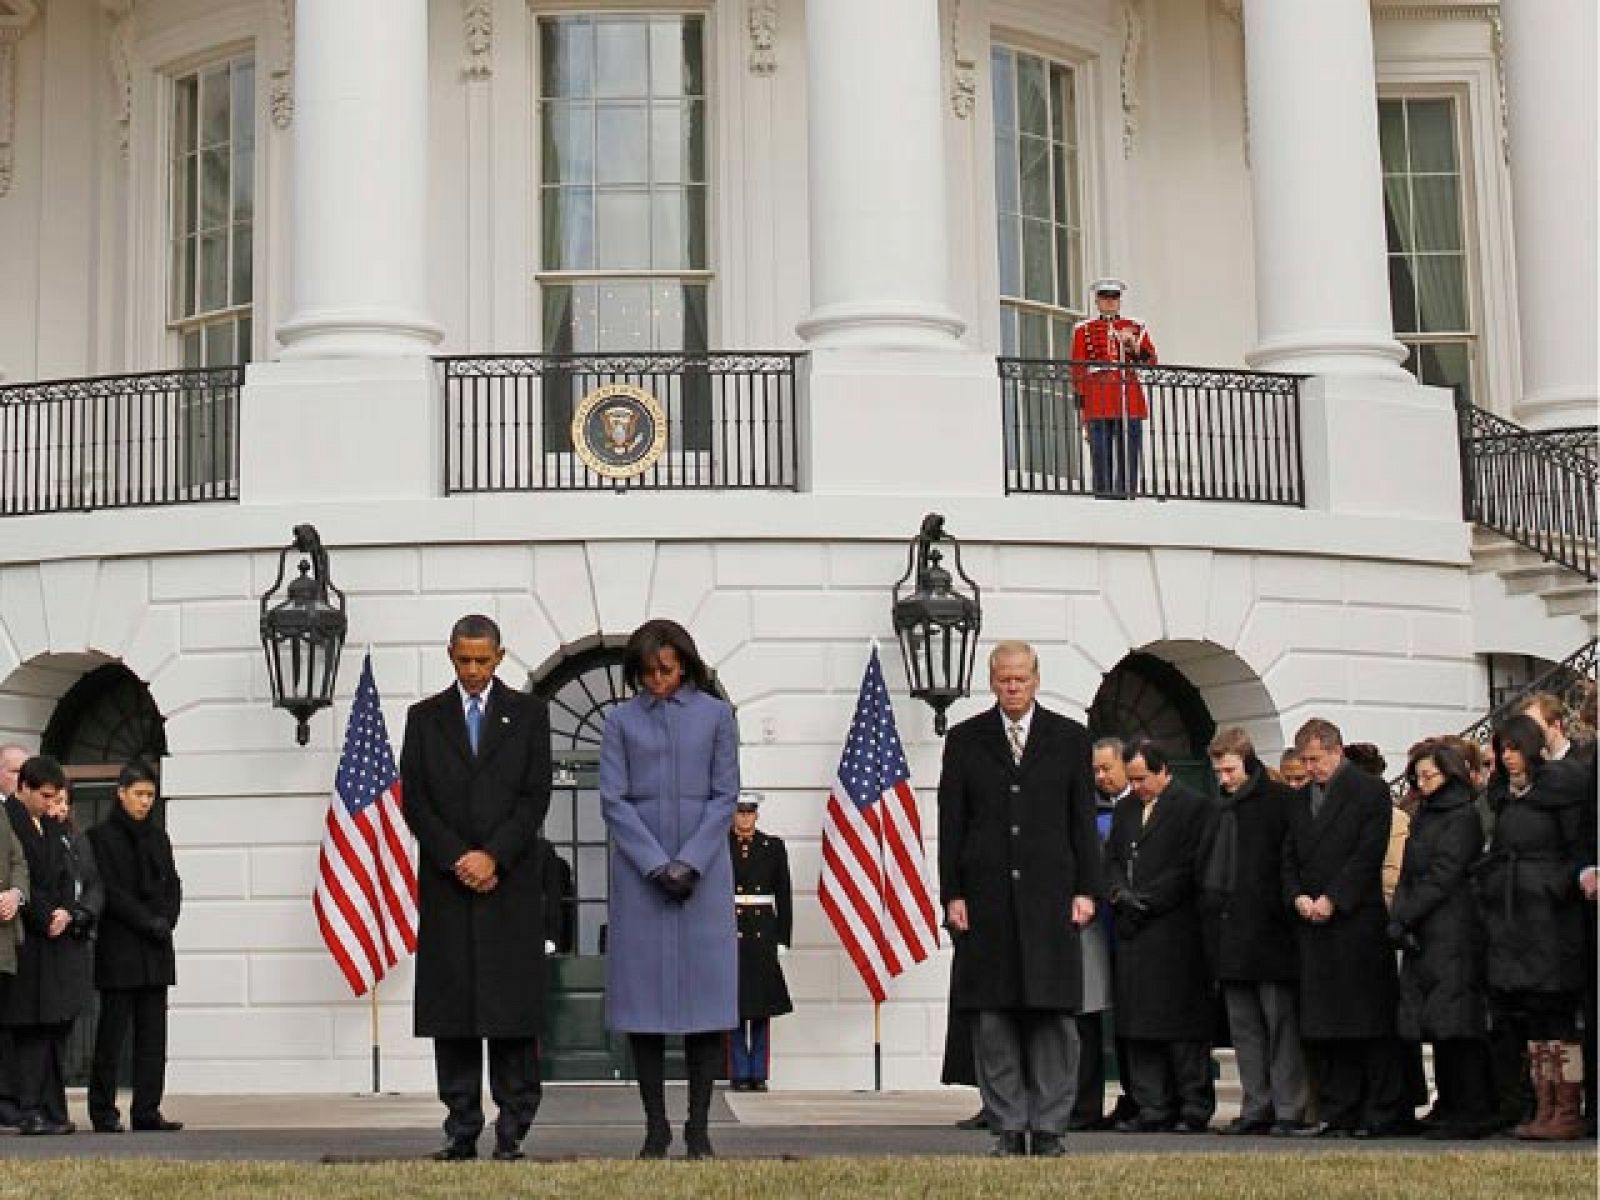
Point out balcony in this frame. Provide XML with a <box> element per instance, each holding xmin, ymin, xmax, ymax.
<box><xmin>0</xmin><ymin>368</ymin><xmax>242</xmax><ymax>516</ymax></box>
<box><xmin>997</xmin><ymin>358</ymin><xmax>1305</xmax><ymax>506</ymax></box>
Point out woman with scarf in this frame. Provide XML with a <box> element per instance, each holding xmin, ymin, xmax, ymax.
<box><xmin>1198</xmin><ymin>728</ymin><xmax>1307</xmax><ymax>1135</ymax></box>
<box><xmin>1390</xmin><ymin>741</ymin><xmax>1496</xmax><ymax>1138</ymax></box>
<box><xmin>1476</xmin><ymin>715</ymin><xmax>1588</xmax><ymax>1140</ymax></box>
<box><xmin>86</xmin><ymin>760</ymin><xmax>183</xmax><ymax>1134</ymax></box>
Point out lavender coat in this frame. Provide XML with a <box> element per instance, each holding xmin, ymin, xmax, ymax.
<box><xmin>600</xmin><ymin>686</ymin><xmax>739</xmax><ymax>1034</ymax></box>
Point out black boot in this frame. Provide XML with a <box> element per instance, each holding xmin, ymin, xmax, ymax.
<box><xmin>631</xmin><ymin>1034</ymin><xmax>672</xmax><ymax>1159</ymax></box>
<box><xmin>684</xmin><ymin>1031</ymin><xmax>720</xmax><ymax>1160</ymax></box>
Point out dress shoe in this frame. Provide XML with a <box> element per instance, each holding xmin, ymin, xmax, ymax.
<box><xmin>1174</xmin><ymin>1118</ymin><xmax>1212</xmax><ymax>1134</ymax></box>
<box><xmin>729</xmin><ymin>1079</ymin><xmax>748</xmax><ymax>1092</ymax></box>
<box><xmin>638</xmin><ymin>1121</ymin><xmax>672</xmax><ymax>1160</ymax></box>
<box><xmin>1269</xmin><ymin>1120</ymin><xmax>1311</xmax><ymax>1137</ymax></box>
<box><xmin>1291</xmin><ymin>1121</ymin><xmax>1353</xmax><ymax>1138</ymax></box>
<box><xmin>430</xmin><ymin>1138</ymin><xmax>478</xmax><ymax>1161</ymax></box>
<box><xmin>1066</xmin><ymin>1116</ymin><xmax>1099</xmax><ymax>1132</ymax></box>
<box><xmin>955</xmin><ymin>1109</ymin><xmax>992</xmax><ymax>1131</ymax></box>
<box><xmin>131</xmin><ymin>1116</ymin><xmax>184</xmax><ymax>1132</ymax></box>
<box><xmin>751</xmin><ymin>1080</ymin><xmax>769</xmax><ymax>1092</ymax></box>
<box><xmin>685</xmin><ymin>1125</ymin><xmax>715</xmax><ymax>1160</ymax></box>
<box><xmin>18</xmin><ymin>1116</ymin><xmax>74</xmax><ymax>1135</ymax></box>
<box><xmin>989</xmin><ymin>1131</ymin><xmax>1028</xmax><ymax>1157</ymax></box>
<box><xmin>92</xmin><ymin>1119</ymin><xmax>127</xmax><ymax>1134</ymax></box>
<box><xmin>1030</xmin><ymin>1131</ymin><xmax>1066</xmax><ymax>1157</ymax></box>
<box><xmin>491</xmin><ymin>1141</ymin><xmax>524</xmax><ymax>1161</ymax></box>
<box><xmin>1217</xmin><ymin>1117</ymin><xmax>1273</xmax><ymax>1136</ymax></box>
<box><xmin>1114</xmin><ymin>1116</ymin><xmax>1174</xmax><ymax>1133</ymax></box>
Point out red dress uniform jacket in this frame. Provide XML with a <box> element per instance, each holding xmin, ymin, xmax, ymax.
<box><xmin>1070</xmin><ymin>315</ymin><xmax>1157</xmax><ymax>421</ymax></box>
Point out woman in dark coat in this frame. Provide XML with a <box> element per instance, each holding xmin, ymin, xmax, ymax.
<box><xmin>1476</xmin><ymin>715</ymin><xmax>1588</xmax><ymax>1140</ymax></box>
<box><xmin>87</xmin><ymin>760</ymin><xmax>183</xmax><ymax>1134</ymax></box>
<box><xmin>1390</xmin><ymin>742</ymin><xmax>1496</xmax><ymax>1138</ymax></box>
<box><xmin>600</xmin><ymin>619</ymin><xmax>738</xmax><ymax>1161</ymax></box>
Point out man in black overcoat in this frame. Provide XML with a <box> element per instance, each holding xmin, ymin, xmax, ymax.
<box><xmin>1282</xmin><ymin>717</ymin><xmax>1407</xmax><ymax>1137</ymax></box>
<box><xmin>400</xmin><ymin>614</ymin><xmax>551</xmax><ymax>1162</ymax></box>
<box><xmin>728</xmin><ymin>793</ymin><xmax>792</xmax><ymax>1091</ymax></box>
<box><xmin>938</xmin><ymin>641</ymin><xmax>1103</xmax><ymax>1158</ymax></box>
<box><xmin>1105</xmin><ymin>738</ymin><xmax>1217</xmax><ymax>1133</ymax></box>
<box><xmin>1199</xmin><ymin>728</ymin><xmax>1306</xmax><ymax>1135</ymax></box>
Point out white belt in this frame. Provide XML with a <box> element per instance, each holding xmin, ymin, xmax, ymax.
<box><xmin>735</xmin><ymin>894</ymin><xmax>776</xmax><ymax>907</ymax></box>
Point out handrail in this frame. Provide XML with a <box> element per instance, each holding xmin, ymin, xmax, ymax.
<box><xmin>1458</xmin><ymin>399</ymin><xmax>1598</xmax><ymax>580</ymax></box>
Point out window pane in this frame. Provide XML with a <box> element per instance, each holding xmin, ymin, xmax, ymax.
<box><xmin>597</xmin><ymin>280</ymin><xmax>651</xmax><ymax>350</ymax></box>
<box><xmin>997</xmin><ymin>218</ymin><xmax>1020</xmax><ymax>296</ymax></box>
<box><xmin>1019</xmin><ymin>135</ymin><xmax>1051</xmax><ymax>220</ymax></box>
<box><xmin>203</xmin><ymin>320</ymin><xmax>234</xmax><ymax>367</ymax></box>
<box><xmin>182</xmin><ymin>235</ymin><xmax>197</xmax><ymax>315</ymax></box>
<box><xmin>1411</xmin><ymin>176</ymin><xmax>1461</xmax><ymax>252</ymax></box>
<box><xmin>200</xmin><ymin>147</ymin><xmax>229</xmax><ymax>230</ymax></box>
<box><xmin>596</xmin><ymin>104</ymin><xmax>649</xmax><ymax>184</ymax></box>
<box><xmin>1416</xmin><ymin>254</ymin><xmax>1467</xmax><ymax>332</ymax></box>
<box><xmin>198</xmin><ymin>230</ymin><xmax>228</xmax><ymax>312</ymax></box>
<box><xmin>679</xmin><ymin>17</ymin><xmax>704</xmax><ymax>97</ymax></box>
<box><xmin>542</xmin><ymin>284</ymin><xmax>575</xmax><ymax>352</ymax></box>
<box><xmin>1407</xmin><ymin>99</ymin><xmax>1457</xmax><ymax>173</ymax></box>
<box><xmin>1419</xmin><ymin>341</ymin><xmax>1471</xmax><ymax>404</ymax></box>
<box><xmin>541</xmin><ymin>186</ymin><xmax>594</xmax><ymax>270</ymax></box>
<box><xmin>231</xmin><ymin>224</ymin><xmax>252</xmax><ymax>307</ymax></box>
<box><xmin>232</xmin><ymin>60</ymin><xmax>255</xmax><ymax>148</ymax></box>
<box><xmin>595</xmin><ymin>190</ymin><xmax>651</xmax><ymax>268</ymax></box>
<box><xmin>991</xmin><ymin>49</ymin><xmax>1016</xmax><ymax>133</ymax></box>
<box><xmin>232</xmin><ymin>142</ymin><xmax>254</xmax><ymax>223</ymax></box>
<box><xmin>649</xmin><ymin>18</ymin><xmax>684</xmax><ymax>97</ymax></box>
<box><xmin>1389</xmin><ymin>255</ymin><xmax>1419</xmax><ymax>333</ymax></box>
<box><xmin>541</xmin><ymin>18</ymin><xmax>594</xmax><ymax>99</ymax></box>
<box><xmin>652</xmin><ymin>189</ymin><xmax>686</xmax><ymax>270</ymax></box>
<box><xmin>1017</xmin><ymin>55</ymin><xmax>1048</xmax><ymax>137</ymax></box>
<box><xmin>1022</xmin><ymin>218</ymin><xmax>1054</xmax><ymax>304</ymax></box>
<box><xmin>595</xmin><ymin>19</ymin><xmax>649</xmax><ymax>99</ymax></box>
<box><xmin>200</xmin><ymin>67</ymin><xmax>230</xmax><ymax>147</ymax></box>
<box><xmin>1377</xmin><ymin>100</ymin><xmax>1406</xmax><ymax>172</ymax></box>
<box><xmin>1382</xmin><ymin>175</ymin><xmax>1409</xmax><ymax>253</ymax></box>
<box><xmin>999</xmin><ymin>305</ymin><xmax>1019</xmax><ymax>356</ymax></box>
<box><xmin>993</xmin><ymin>134</ymin><xmax>1018</xmax><ymax>216</ymax></box>
<box><xmin>169</xmin><ymin>236</ymin><xmax>191</xmax><ymax>320</ymax></box>
<box><xmin>1066</xmin><ymin>231</ymin><xmax>1083</xmax><ymax>306</ymax></box>
<box><xmin>542</xmin><ymin>102</ymin><xmax>595</xmax><ymax>185</ymax></box>
<box><xmin>1056</xmin><ymin>66</ymin><xmax>1078</xmax><ymax>148</ymax></box>
<box><xmin>238</xmin><ymin>315</ymin><xmax>252</xmax><ymax>365</ymax></box>
<box><xmin>175</xmin><ymin>76</ymin><xmax>198</xmax><ymax>155</ymax></box>
<box><xmin>183</xmin><ymin>329</ymin><xmax>202</xmax><ymax>368</ymax></box>
<box><xmin>176</xmin><ymin>153</ymin><xmax>197</xmax><ymax>239</ymax></box>
<box><xmin>650</xmin><ymin>103</ymin><xmax>686</xmax><ymax>184</ymax></box>
<box><xmin>652</xmin><ymin>278</ymin><xmax>685</xmax><ymax>347</ymax></box>
<box><xmin>1019</xmin><ymin>310</ymin><xmax>1049</xmax><ymax>359</ymax></box>
<box><xmin>681</xmin><ymin>282</ymin><xmax>708</xmax><ymax>352</ymax></box>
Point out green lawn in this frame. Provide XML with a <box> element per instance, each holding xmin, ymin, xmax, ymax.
<box><xmin>0</xmin><ymin>1153</ymin><xmax>1591</xmax><ymax>1200</ymax></box>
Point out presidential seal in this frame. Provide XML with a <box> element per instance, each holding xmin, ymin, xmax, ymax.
<box><xmin>571</xmin><ymin>383</ymin><xmax>669</xmax><ymax>480</ymax></box>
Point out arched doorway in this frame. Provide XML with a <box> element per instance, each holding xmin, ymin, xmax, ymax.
<box><xmin>39</xmin><ymin>663</ymin><xmax>167</xmax><ymax>1084</ymax></box>
<box><xmin>1088</xmin><ymin>651</ymin><xmax>1217</xmax><ymax>795</ymax></box>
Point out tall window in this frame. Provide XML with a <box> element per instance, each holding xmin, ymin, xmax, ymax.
<box><xmin>168</xmin><ymin>56</ymin><xmax>255</xmax><ymax>367</ymax></box>
<box><xmin>992</xmin><ymin>47</ymin><xmax>1084</xmax><ymax>358</ymax></box>
<box><xmin>1380</xmin><ymin>96</ymin><xmax>1473</xmax><ymax>404</ymax></box>
<box><xmin>537</xmin><ymin>15</ymin><xmax>708</xmax><ymax>354</ymax></box>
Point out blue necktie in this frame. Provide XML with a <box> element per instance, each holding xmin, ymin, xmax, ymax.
<box><xmin>466</xmin><ymin>696</ymin><xmax>483</xmax><ymax>754</ymax></box>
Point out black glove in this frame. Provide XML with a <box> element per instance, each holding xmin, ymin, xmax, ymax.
<box><xmin>68</xmin><ymin>906</ymin><xmax>96</xmax><ymax>940</ymax></box>
<box><xmin>1386</xmin><ymin>921</ymin><xmax>1420</xmax><ymax>954</ymax></box>
<box><xmin>653</xmin><ymin>860</ymin><xmax>699</xmax><ymax>904</ymax></box>
<box><xmin>146</xmin><ymin>915</ymin><xmax>172</xmax><ymax>940</ymax></box>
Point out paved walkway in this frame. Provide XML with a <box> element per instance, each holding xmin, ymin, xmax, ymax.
<box><xmin>0</xmin><ymin>1087</ymin><xmax>1586</xmax><ymax>1161</ymax></box>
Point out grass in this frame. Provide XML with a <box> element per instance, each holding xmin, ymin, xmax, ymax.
<box><xmin>0</xmin><ymin>1153</ymin><xmax>1591</xmax><ymax>1200</ymax></box>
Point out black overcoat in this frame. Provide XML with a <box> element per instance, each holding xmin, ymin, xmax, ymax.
<box><xmin>938</xmin><ymin>705</ymin><xmax>1104</xmax><ymax>1013</ymax></box>
<box><xmin>1106</xmin><ymin>779</ymin><xmax>1216</xmax><ymax>1040</ymax></box>
<box><xmin>88</xmin><ymin>805</ymin><xmax>182</xmax><ymax>990</ymax></box>
<box><xmin>1281</xmin><ymin>763</ymin><xmax>1398</xmax><ymax>1040</ymax></box>
<box><xmin>732</xmin><ymin>829</ymin><xmax>793</xmax><ymax>1020</ymax></box>
<box><xmin>401</xmin><ymin>679</ymin><xmax>551</xmax><ymax>1038</ymax></box>
<box><xmin>1</xmin><ymin>800</ymin><xmax>98</xmax><ymax>1028</ymax></box>
<box><xmin>1476</xmin><ymin>759</ymin><xmax>1588</xmax><ymax>998</ymax></box>
<box><xmin>1392</xmin><ymin>781</ymin><xmax>1488</xmax><ymax>1041</ymax></box>
<box><xmin>1197</xmin><ymin>768</ymin><xmax>1299</xmax><ymax>983</ymax></box>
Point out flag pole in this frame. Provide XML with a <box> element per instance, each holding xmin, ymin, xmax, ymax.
<box><xmin>873</xmin><ymin>1001</ymin><xmax>883</xmax><ymax>1092</ymax></box>
<box><xmin>370</xmin><ymin>982</ymin><xmax>381</xmax><ymax>1094</ymax></box>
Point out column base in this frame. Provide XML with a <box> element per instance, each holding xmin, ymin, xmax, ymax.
<box><xmin>796</xmin><ymin>301</ymin><xmax>967</xmax><ymax>351</ymax></box>
<box><xmin>276</xmin><ymin>308</ymin><xmax>443</xmax><ymax>359</ymax></box>
<box><xmin>1246</xmin><ymin>331</ymin><xmax>1411</xmax><ymax>381</ymax></box>
<box><xmin>799</xmin><ymin>348</ymin><xmax>1001</xmax><ymax>496</ymax></box>
<box><xmin>1513</xmin><ymin>386</ymin><xmax>1598</xmax><ymax>431</ymax></box>
<box><xmin>238</xmin><ymin>357</ymin><xmax>440</xmax><ymax>503</ymax></box>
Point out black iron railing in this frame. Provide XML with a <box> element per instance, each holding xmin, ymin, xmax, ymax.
<box><xmin>0</xmin><ymin>367</ymin><xmax>242</xmax><ymax>516</ymax></box>
<box><xmin>439</xmin><ymin>353</ymin><xmax>802</xmax><ymax>493</ymax></box>
<box><xmin>1389</xmin><ymin>637</ymin><xmax>1597</xmax><ymax>800</ymax></box>
<box><xmin>1458</xmin><ymin>400</ymin><xmax>1598</xmax><ymax>580</ymax></box>
<box><xmin>998</xmin><ymin>358</ymin><xmax>1304</xmax><ymax>506</ymax></box>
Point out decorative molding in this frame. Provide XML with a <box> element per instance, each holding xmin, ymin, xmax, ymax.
<box><xmin>1119</xmin><ymin>0</ymin><xmax>1145</xmax><ymax>158</ymax></box>
<box><xmin>0</xmin><ymin>2</ymin><xmax>41</xmax><ymax>198</ymax></box>
<box><xmin>1217</xmin><ymin>0</ymin><xmax>1249</xmax><ymax>166</ymax></box>
<box><xmin>1373</xmin><ymin>2</ymin><xmax>1508</xmax><ymax>162</ymax></box>
<box><xmin>746</xmin><ymin>0</ymin><xmax>776</xmax><ymax>75</ymax></box>
<box><xmin>1487</xmin><ymin>11</ymin><xmax>1508</xmax><ymax>163</ymax></box>
<box><xmin>463</xmin><ymin>0</ymin><xmax>492</xmax><ymax>81</ymax></box>
<box><xmin>949</xmin><ymin>0</ymin><xmax>976</xmax><ymax>119</ymax></box>
<box><xmin>104</xmin><ymin>0</ymin><xmax>135</xmax><ymax>160</ymax></box>
<box><xmin>270</xmin><ymin>0</ymin><xmax>293</xmax><ymax>129</ymax></box>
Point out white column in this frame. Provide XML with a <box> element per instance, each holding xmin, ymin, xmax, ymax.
<box><xmin>1242</xmin><ymin>0</ymin><xmax>1408</xmax><ymax>379</ymax></box>
<box><xmin>276</xmin><ymin>0</ymin><xmax>440</xmax><ymax>357</ymax></box>
<box><xmin>796</xmin><ymin>0</ymin><xmax>964</xmax><ymax>349</ymax></box>
<box><xmin>1501</xmin><ymin>0</ymin><xmax>1598</xmax><ymax>428</ymax></box>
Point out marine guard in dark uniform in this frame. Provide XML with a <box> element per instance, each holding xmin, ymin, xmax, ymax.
<box><xmin>728</xmin><ymin>793</ymin><xmax>792</xmax><ymax>1091</ymax></box>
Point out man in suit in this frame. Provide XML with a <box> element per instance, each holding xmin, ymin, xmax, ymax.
<box><xmin>400</xmin><ymin>614</ymin><xmax>552</xmax><ymax>1162</ymax></box>
<box><xmin>1283</xmin><ymin>717</ymin><xmax>1408</xmax><ymax>1137</ymax></box>
<box><xmin>938</xmin><ymin>641</ymin><xmax>1103</xmax><ymax>1157</ymax></box>
<box><xmin>0</xmin><ymin>744</ymin><xmax>29</xmax><ymax>1129</ymax></box>
<box><xmin>1106</xmin><ymin>738</ymin><xmax>1217</xmax><ymax>1133</ymax></box>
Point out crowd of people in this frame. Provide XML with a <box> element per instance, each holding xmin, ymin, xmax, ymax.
<box><xmin>939</xmin><ymin>641</ymin><xmax>1598</xmax><ymax>1156</ymax></box>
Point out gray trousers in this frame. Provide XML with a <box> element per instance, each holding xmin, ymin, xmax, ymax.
<box><xmin>1224</xmin><ymin>979</ymin><xmax>1307</xmax><ymax>1123</ymax></box>
<box><xmin>972</xmin><ymin>1009</ymin><xmax>1079</xmax><ymax>1136</ymax></box>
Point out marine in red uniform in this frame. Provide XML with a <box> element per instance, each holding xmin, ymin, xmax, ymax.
<box><xmin>1069</xmin><ymin>278</ymin><xmax>1157</xmax><ymax>497</ymax></box>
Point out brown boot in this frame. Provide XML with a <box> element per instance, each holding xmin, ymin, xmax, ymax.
<box><xmin>1529</xmin><ymin>1044</ymin><xmax>1586</xmax><ymax>1141</ymax></box>
<box><xmin>1514</xmin><ymin>1042</ymin><xmax>1555</xmax><ymax>1139</ymax></box>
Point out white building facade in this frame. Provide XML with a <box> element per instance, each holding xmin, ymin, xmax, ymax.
<box><xmin>0</xmin><ymin>0</ymin><xmax>1593</xmax><ymax>1091</ymax></box>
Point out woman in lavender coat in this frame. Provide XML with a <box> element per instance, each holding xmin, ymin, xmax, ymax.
<box><xmin>601</xmin><ymin>619</ymin><xmax>739</xmax><ymax>1160</ymax></box>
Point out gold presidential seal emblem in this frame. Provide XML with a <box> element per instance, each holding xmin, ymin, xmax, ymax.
<box><xmin>571</xmin><ymin>383</ymin><xmax>669</xmax><ymax>479</ymax></box>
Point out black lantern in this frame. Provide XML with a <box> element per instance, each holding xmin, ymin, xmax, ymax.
<box><xmin>891</xmin><ymin>513</ymin><xmax>982</xmax><ymax>735</ymax></box>
<box><xmin>260</xmin><ymin>524</ymin><xmax>348</xmax><ymax>746</ymax></box>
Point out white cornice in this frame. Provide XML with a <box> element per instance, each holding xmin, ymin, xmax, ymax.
<box><xmin>1372</xmin><ymin>3</ymin><xmax>1499</xmax><ymax>21</ymax></box>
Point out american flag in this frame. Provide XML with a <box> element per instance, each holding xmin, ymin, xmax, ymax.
<box><xmin>819</xmin><ymin>648</ymin><xmax>940</xmax><ymax>1002</ymax></box>
<box><xmin>313</xmin><ymin>654</ymin><xmax>419</xmax><ymax>997</ymax></box>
